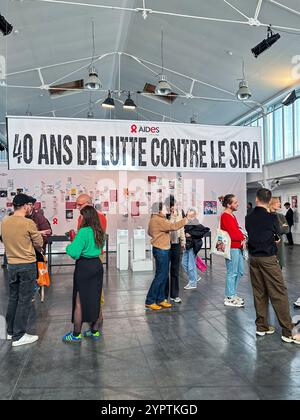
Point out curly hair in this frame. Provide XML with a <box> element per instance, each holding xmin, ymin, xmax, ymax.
<box><xmin>222</xmin><ymin>194</ymin><xmax>235</xmax><ymax>208</ymax></box>
<box><xmin>80</xmin><ymin>206</ymin><xmax>105</xmax><ymax>249</ymax></box>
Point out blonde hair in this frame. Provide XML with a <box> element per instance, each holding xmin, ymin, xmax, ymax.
<box><xmin>269</xmin><ymin>197</ymin><xmax>280</xmax><ymax>212</ymax></box>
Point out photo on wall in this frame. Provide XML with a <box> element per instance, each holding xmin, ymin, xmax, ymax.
<box><xmin>66</xmin><ymin>210</ymin><xmax>73</xmax><ymax>220</ymax></box>
<box><xmin>0</xmin><ymin>190</ymin><xmax>8</xmax><ymax>198</ymax></box>
<box><xmin>291</xmin><ymin>195</ymin><xmax>298</xmax><ymax>209</ymax></box>
<box><xmin>203</xmin><ymin>201</ymin><xmax>218</xmax><ymax>215</ymax></box>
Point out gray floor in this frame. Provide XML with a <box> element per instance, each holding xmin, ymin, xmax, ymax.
<box><xmin>1</xmin><ymin>247</ymin><xmax>300</xmax><ymax>400</ymax></box>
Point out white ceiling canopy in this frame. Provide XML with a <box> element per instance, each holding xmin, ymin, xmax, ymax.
<box><xmin>1</xmin><ymin>0</ymin><xmax>300</xmax><ymax>127</ymax></box>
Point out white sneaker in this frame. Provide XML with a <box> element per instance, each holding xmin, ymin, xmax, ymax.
<box><xmin>256</xmin><ymin>326</ymin><xmax>275</xmax><ymax>337</ymax></box>
<box><xmin>224</xmin><ymin>297</ymin><xmax>244</xmax><ymax>308</ymax></box>
<box><xmin>184</xmin><ymin>283</ymin><xmax>197</xmax><ymax>290</ymax></box>
<box><xmin>281</xmin><ymin>335</ymin><xmax>300</xmax><ymax>345</ymax></box>
<box><xmin>233</xmin><ymin>295</ymin><xmax>245</xmax><ymax>304</ymax></box>
<box><xmin>12</xmin><ymin>333</ymin><xmax>39</xmax><ymax>347</ymax></box>
<box><xmin>294</xmin><ymin>298</ymin><xmax>300</xmax><ymax>308</ymax></box>
<box><xmin>170</xmin><ymin>297</ymin><xmax>182</xmax><ymax>303</ymax></box>
<box><xmin>7</xmin><ymin>334</ymin><xmax>12</xmax><ymax>340</ymax></box>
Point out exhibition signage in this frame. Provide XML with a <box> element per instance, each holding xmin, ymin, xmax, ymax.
<box><xmin>7</xmin><ymin>117</ymin><xmax>262</xmax><ymax>172</ymax></box>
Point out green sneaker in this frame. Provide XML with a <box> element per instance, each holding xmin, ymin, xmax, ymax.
<box><xmin>83</xmin><ymin>330</ymin><xmax>101</xmax><ymax>340</ymax></box>
<box><xmin>62</xmin><ymin>332</ymin><xmax>82</xmax><ymax>343</ymax></box>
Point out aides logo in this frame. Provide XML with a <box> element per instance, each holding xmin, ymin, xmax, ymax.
<box><xmin>130</xmin><ymin>124</ymin><xmax>160</xmax><ymax>134</ymax></box>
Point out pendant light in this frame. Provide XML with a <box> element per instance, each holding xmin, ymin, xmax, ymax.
<box><xmin>123</xmin><ymin>92</ymin><xmax>136</xmax><ymax>110</ymax></box>
<box><xmin>85</xmin><ymin>20</ymin><xmax>102</xmax><ymax>90</ymax></box>
<box><xmin>102</xmin><ymin>91</ymin><xmax>115</xmax><ymax>109</ymax></box>
<box><xmin>236</xmin><ymin>60</ymin><xmax>251</xmax><ymax>101</ymax></box>
<box><xmin>155</xmin><ymin>30</ymin><xmax>172</xmax><ymax>96</ymax></box>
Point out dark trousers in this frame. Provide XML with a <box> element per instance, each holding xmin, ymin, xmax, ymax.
<box><xmin>146</xmin><ymin>248</ymin><xmax>170</xmax><ymax>305</ymax></box>
<box><xmin>6</xmin><ymin>262</ymin><xmax>37</xmax><ymax>341</ymax></box>
<box><xmin>286</xmin><ymin>226</ymin><xmax>294</xmax><ymax>245</ymax></box>
<box><xmin>249</xmin><ymin>255</ymin><xmax>293</xmax><ymax>338</ymax></box>
<box><xmin>165</xmin><ymin>243</ymin><xmax>181</xmax><ymax>299</ymax></box>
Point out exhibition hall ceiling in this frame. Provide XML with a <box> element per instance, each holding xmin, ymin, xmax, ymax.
<box><xmin>1</xmin><ymin>0</ymin><xmax>300</xmax><ymax>128</ymax></box>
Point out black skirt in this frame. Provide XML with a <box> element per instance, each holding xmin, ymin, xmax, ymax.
<box><xmin>72</xmin><ymin>257</ymin><xmax>103</xmax><ymax>323</ymax></box>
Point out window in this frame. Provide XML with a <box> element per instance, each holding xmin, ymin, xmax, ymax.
<box><xmin>274</xmin><ymin>107</ymin><xmax>283</xmax><ymax>160</ymax></box>
<box><xmin>284</xmin><ymin>104</ymin><xmax>294</xmax><ymax>158</ymax></box>
<box><xmin>295</xmin><ymin>99</ymin><xmax>300</xmax><ymax>155</ymax></box>
<box><xmin>267</xmin><ymin>112</ymin><xmax>274</xmax><ymax>162</ymax></box>
<box><xmin>257</xmin><ymin>118</ymin><xmax>264</xmax><ymax>164</ymax></box>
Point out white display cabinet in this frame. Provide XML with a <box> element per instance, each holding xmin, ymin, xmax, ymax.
<box><xmin>116</xmin><ymin>229</ymin><xmax>129</xmax><ymax>271</ymax></box>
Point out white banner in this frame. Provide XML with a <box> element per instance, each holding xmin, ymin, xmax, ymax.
<box><xmin>7</xmin><ymin>116</ymin><xmax>262</xmax><ymax>172</ymax></box>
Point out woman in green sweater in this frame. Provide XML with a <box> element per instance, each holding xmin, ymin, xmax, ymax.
<box><xmin>62</xmin><ymin>206</ymin><xmax>105</xmax><ymax>343</ymax></box>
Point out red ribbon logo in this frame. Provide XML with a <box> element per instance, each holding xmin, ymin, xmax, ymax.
<box><xmin>53</xmin><ymin>218</ymin><xmax>58</xmax><ymax>225</ymax></box>
<box><xmin>130</xmin><ymin>124</ymin><xmax>138</xmax><ymax>133</ymax></box>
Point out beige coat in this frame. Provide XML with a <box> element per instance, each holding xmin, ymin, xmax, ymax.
<box><xmin>148</xmin><ymin>214</ymin><xmax>187</xmax><ymax>250</ymax></box>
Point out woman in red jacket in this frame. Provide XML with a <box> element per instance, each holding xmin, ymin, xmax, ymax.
<box><xmin>220</xmin><ymin>194</ymin><xmax>246</xmax><ymax>308</ymax></box>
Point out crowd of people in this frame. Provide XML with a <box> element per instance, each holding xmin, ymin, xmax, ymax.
<box><xmin>1</xmin><ymin>189</ymin><xmax>299</xmax><ymax>347</ymax></box>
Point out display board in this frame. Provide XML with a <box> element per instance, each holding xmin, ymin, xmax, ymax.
<box><xmin>7</xmin><ymin>117</ymin><xmax>262</xmax><ymax>173</ymax></box>
<box><xmin>0</xmin><ymin>164</ymin><xmax>246</xmax><ymax>248</ymax></box>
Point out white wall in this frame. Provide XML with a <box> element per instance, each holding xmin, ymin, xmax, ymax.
<box><xmin>0</xmin><ymin>163</ymin><xmax>247</xmax><ymax>249</ymax></box>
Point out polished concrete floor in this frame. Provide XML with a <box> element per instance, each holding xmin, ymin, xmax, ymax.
<box><xmin>1</xmin><ymin>247</ymin><xmax>300</xmax><ymax>400</ymax></box>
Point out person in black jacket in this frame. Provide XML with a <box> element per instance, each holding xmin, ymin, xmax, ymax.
<box><xmin>284</xmin><ymin>202</ymin><xmax>294</xmax><ymax>246</ymax></box>
<box><xmin>182</xmin><ymin>208</ymin><xmax>210</xmax><ymax>290</ymax></box>
<box><xmin>246</xmin><ymin>189</ymin><xmax>299</xmax><ymax>344</ymax></box>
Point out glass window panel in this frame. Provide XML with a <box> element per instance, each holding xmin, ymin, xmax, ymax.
<box><xmin>274</xmin><ymin>108</ymin><xmax>283</xmax><ymax>161</ymax></box>
<box><xmin>295</xmin><ymin>99</ymin><xmax>300</xmax><ymax>155</ymax></box>
<box><xmin>257</xmin><ymin>118</ymin><xmax>264</xmax><ymax>164</ymax></box>
<box><xmin>267</xmin><ymin>112</ymin><xmax>274</xmax><ymax>162</ymax></box>
<box><xmin>284</xmin><ymin>104</ymin><xmax>294</xmax><ymax>158</ymax></box>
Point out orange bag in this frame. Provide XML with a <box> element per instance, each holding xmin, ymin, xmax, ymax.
<box><xmin>37</xmin><ymin>256</ymin><xmax>50</xmax><ymax>287</ymax></box>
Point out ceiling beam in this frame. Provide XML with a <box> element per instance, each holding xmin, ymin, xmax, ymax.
<box><xmin>268</xmin><ymin>0</ymin><xmax>300</xmax><ymax>17</ymax></box>
<box><xmin>223</xmin><ymin>0</ymin><xmax>250</xmax><ymax>20</ymax></box>
<box><xmin>254</xmin><ymin>0</ymin><xmax>263</xmax><ymax>20</ymax></box>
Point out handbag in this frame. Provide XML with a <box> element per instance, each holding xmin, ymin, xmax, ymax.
<box><xmin>195</xmin><ymin>256</ymin><xmax>207</xmax><ymax>272</ymax></box>
<box><xmin>37</xmin><ymin>255</ymin><xmax>50</xmax><ymax>287</ymax></box>
<box><xmin>210</xmin><ymin>219</ymin><xmax>231</xmax><ymax>260</ymax></box>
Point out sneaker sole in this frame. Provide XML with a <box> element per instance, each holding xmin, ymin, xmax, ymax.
<box><xmin>256</xmin><ymin>330</ymin><xmax>275</xmax><ymax>337</ymax></box>
<box><xmin>12</xmin><ymin>338</ymin><xmax>38</xmax><ymax>347</ymax></box>
<box><xmin>224</xmin><ymin>302</ymin><xmax>244</xmax><ymax>308</ymax></box>
<box><xmin>281</xmin><ymin>336</ymin><xmax>300</xmax><ymax>345</ymax></box>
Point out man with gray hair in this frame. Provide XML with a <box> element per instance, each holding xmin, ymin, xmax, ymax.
<box><xmin>182</xmin><ymin>207</ymin><xmax>209</xmax><ymax>290</ymax></box>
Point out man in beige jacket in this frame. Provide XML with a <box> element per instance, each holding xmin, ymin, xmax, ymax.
<box><xmin>145</xmin><ymin>202</ymin><xmax>193</xmax><ymax>310</ymax></box>
<box><xmin>2</xmin><ymin>194</ymin><xmax>43</xmax><ymax>347</ymax></box>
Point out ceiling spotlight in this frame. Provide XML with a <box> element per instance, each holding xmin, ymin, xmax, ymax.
<box><xmin>123</xmin><ymin>92</ymin><xmax>136</xmax><ymax>110</ymax></box>
<box><xmin>237</xmin><ymin>80</ymin><xmax>252</xmax><ymax>101</ymax></box>
<box><xmin>236</xmin><ymin>60</ymin><xmax>252</xmax><ymax>101</ymax></box>
<box><xmin>102</xmin><ymin>91</ymin><xmax>115</xmax><ymax>109</ymax></box>
<box><xmin>85</xmin><ymin>20</ymin><xmax>102</xmax><ymax>90</ymax></box>
<box><xmin>0</xmin><ymin>14</ymin><xmax>13</xmax><ymax>36</ymax></box>
<box><xmin>251</xmin><ymin>26</ymin><xmax>281</xmax><ymax>58</ymax></box>
<box><xmin>85</xmin><ymin>66</ymin><xmax>102</xmax><ymax>90</ymax></box>
<box><xmin>282</xmin><ymin>90</ymin><xmax>298</xmax><ymax>106</ymax></box>
<box><xmin>155</xmin><ymin>30</ymin><xmax>172</xmax><ymax>96</ymax></box>
<box><xmin>155</xmin><ymin>75</ymin><xmax>172</xmax><ymax>96</ymax></box>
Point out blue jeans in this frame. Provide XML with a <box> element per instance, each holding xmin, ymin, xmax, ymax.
<box><xmin>182</xmin><ymin>248</ymin><xmax>197</xmax><ymax>286</ymax></box>
<box><xmin>225</xmin><ymin>249</ymin><xmax>244</xmax><ymax>298</ymax></box>
<box><xmin>146</xmin><ymin>248</ymin><xmax>170</xmax><ymax>305</ymax></box>
<box><xmin>6</xmin><ymin>262</ymin><xmax>37</xmax><ymax>341</ymax></box>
